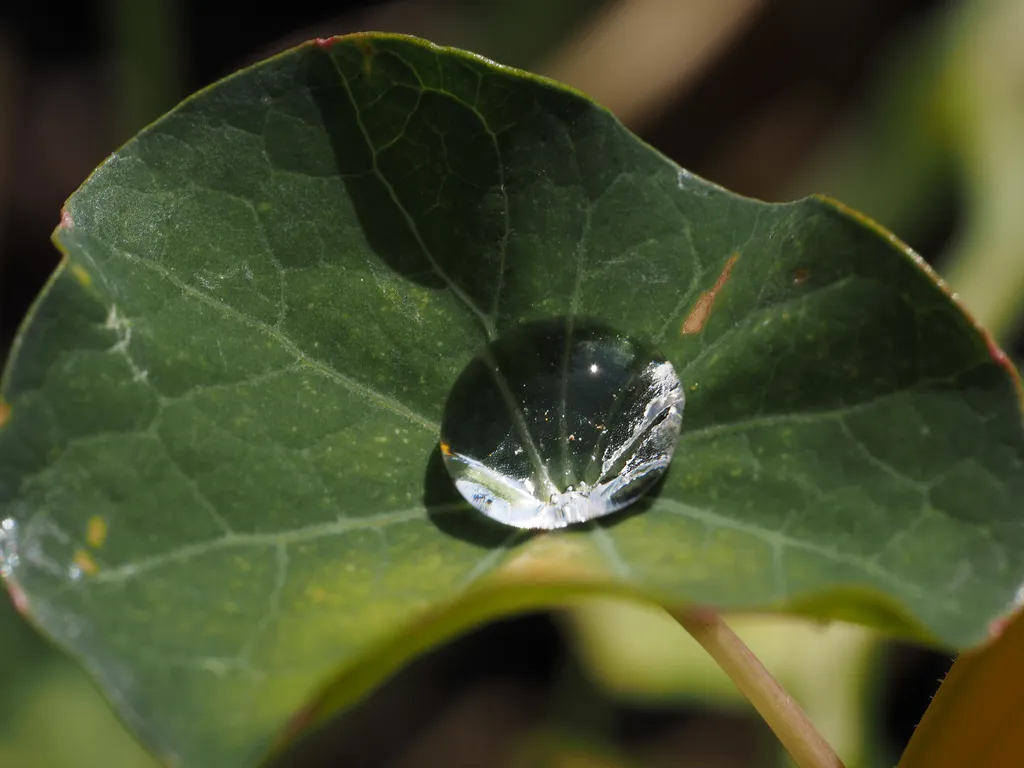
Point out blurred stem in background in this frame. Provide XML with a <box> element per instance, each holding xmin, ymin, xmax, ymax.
<box><xmin>539</xmin><ymin>0</ymin><xmax>766</xmax><ymax>129</ymax></box>
<box><xmin>569</xmin><ymin>601</ymin><xmax>882</xmax><ymax>768</ymax></box>
<box><xmin>0</xmin><ymin>30</ymin><xmax>14</xmax><ymax>286</ymax></box>
<box><xmin>107</xmin><ymin>0</ymin><xmax>182</xmax><ymax>142</ymax></box>
<box><xmin>670</xmin><ymin>608</ymin><xmax>845</xmax><ymax>768</ymax></box>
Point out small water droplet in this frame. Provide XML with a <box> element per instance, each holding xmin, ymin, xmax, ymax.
<box><xmin>0</xmin><ymin>517</ymin><xmax>18</xmax><ymax>578</ymax></box>
<box><xmin>440</xmin><ymin>319</ymin><xmax>684</xmax><ymax>529</ymax></box>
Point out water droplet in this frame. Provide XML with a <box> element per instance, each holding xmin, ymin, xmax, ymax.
<box><xmin>440</xmin><ymin>320</ymin><xmax>684</xmax><ymax>529</ymax></box>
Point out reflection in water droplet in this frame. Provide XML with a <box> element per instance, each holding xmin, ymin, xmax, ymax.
<box><xmin>440</xmin><ymin>320</ymin><xmax>684</xmax><ymax>529</ymax></box>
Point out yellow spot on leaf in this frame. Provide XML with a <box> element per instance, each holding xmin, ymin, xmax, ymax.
<box><xmin>73</xmin><ymin>550</ymin><xmax>98</xmax><ymax>576</ymax></box>
<box><xmin>355</xmin><ymin>37</ymin><xmax>375</xmax><ymax>74</ymax></box>
<box><xmin>496</xmin><ymin>535</ymin><xmax>606</xmax><ymax>585</ymax></box>
<box><xmin>0</xmin><ymin>400</ymin><xmax>10</xmax><ymax>429</ymax></box>
<box><xmin>69</xmin><ymin>263</ymin><xmax>92</xmax><ymax>288</ymax></box>
<box><xmin>682</xmin><ymin>253</ymin><xmax>740</xmax><ymax>335</ymax></box>
<box><xmin>86</xmin><ymin>516</ymin><xmax>107</xmax><ymax>548</ymax></box>
<box><xmin>440</xmin><ymin>441</ymin><xmax>452</xmax><ymax>458</ymax></box>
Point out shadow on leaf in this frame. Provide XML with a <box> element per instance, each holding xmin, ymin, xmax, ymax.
<box><xmin>423</xmin><ymin>442</ymin><xmax>518</xmax><ymax>548</ymax></box>
<box><xmin>593</xmin><ymin>472</ymin><xmax>669</xmax><ymax>531</ymax></box>
<box><xmin>307</xmin><ymin>46</ymin><xmax>506</xmax><ymax>315</ymax></box>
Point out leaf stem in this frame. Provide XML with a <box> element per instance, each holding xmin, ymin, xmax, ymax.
<box><xmin>669</xmin><ymin>606</ymin><xmax>846</xmax><ymax>768</ymax></box>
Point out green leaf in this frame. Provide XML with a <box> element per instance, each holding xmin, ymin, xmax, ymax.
<box><xmin>1</xmin><ymin>32</ymin><xmax>1022</xmax><ymax>767</ymax></box>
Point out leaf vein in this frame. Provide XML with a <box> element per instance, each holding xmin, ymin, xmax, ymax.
<box><xmin>106</xmin><ymin>245</ymin><xmax>439</xmax><ymax>433</ymax></box>
<box><xmin>87</xmin><ymin>505</ymin><xmax>460</xmax><ymax>584</ymax></box>
<box><xmin>657</xmin><ymin>498</ymin><xmax>941</xmax><ymax>604</ymax></box>
<box><xmin>327</xmin><ymin>55</ymin><xmax>498</xmax><ymax>340</ymax></box>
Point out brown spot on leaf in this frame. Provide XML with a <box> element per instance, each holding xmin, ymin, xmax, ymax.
<box><xmin>792</xmin><ymin>267</ymin><xmax>810</xmax><ymax>285</ymax></box>
<box><xmin>682</xmin><ymin>253</ymin><xmax>739</xmax><ymax>335</ymax></box>
<box><xmin>0</xmin><ymin>400</ymin><xmax>9</xmax><ymax>429</ymax></box>
<box><xmin>681</xmin><ymin>294</ymin><xmax>714</xmax><ymax>336</ymax></box>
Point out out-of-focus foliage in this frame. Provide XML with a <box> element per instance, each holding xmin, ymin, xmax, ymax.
<box><xmin>0</xmin><ymin>595</ymin><xmax>157</xmax><ymax>768</ymax></box>
<box><xmin>939</xmin><ymin>0</ymin><xmax>1024</xmax><ymax>341</ymax></box>
<box><xmin>795</xmin><ymin>0</ymin><xmax>1024</xmax><ymax>342</ymax></box>
<box><xmin>569</xmin><ymin>601</ymin><xmax>884</xmax><ymax>767</ymax></box>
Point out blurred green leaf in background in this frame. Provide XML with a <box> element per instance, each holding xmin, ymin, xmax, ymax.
<box><xmin>0</xmin><ymin>591</ymin><xmax>157</xmax><ymax>768</ymax></box>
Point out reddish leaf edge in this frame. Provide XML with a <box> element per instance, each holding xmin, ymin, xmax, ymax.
<box><xmin>816</xmin><ymin>195</ymin><xmax>1023</xmax><ymax>398</ymax></box>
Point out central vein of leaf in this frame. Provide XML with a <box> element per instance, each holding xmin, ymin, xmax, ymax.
<box><xmin>480</xmin><ymin>346</ymin><xmax>559</xmax><ymax>500</ymax></box>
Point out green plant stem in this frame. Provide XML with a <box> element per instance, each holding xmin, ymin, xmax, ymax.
<box><xmin>670</xmin><ymin>606</ymin><xmax>846</xmax><ymax>768</ymax></box>
<box><xmin>107</xmin><ymin>0</ymin><xmax>181</xmax><ymax>140</ymax></box>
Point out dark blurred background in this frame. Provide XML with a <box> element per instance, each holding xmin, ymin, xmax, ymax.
<box><xmin>3</xmin><ymin>0</ymin><xmax>1021</xmax><ymax>765</ymax></box>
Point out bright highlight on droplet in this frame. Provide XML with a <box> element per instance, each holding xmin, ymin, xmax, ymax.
<box><xmin>0</xmin><ymin>517</ymin><xmax>19</xmax><ymax>578</ymax></box>
<box><xmin>440</xmin><ymin>319</ymin><xmax>684</xmax><ymax>529</ymax></box>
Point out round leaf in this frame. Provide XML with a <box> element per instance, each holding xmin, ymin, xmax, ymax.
<box><xmin>1</xmin><ymin>33</ymin><xmax>1023</xmax><ymax>767</ymax></box>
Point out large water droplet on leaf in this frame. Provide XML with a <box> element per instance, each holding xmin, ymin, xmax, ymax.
<box><xmin>440</xmin><ymin>320</ymin><xmax>684</xmax><ymax>529</ymax></box>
